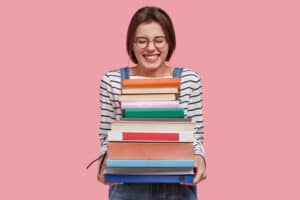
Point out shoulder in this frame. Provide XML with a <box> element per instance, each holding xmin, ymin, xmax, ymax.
<box><xmin>101</xmin><ymin>68</ymin><xmax>121</xmax><ymax>81</ymax></box>
<box><xmin>100</xmin><ymin>68</ymin><xmax>123</xmax><ymax>90</ymax></box>
<box><xmin>180</xmin><ymin>67</ymin><xmax>202</xmax><ymax>86</ymax></box>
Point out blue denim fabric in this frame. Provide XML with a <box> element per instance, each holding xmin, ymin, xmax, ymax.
<box><xmin>109</xmin><ymin>183</ymin><xmax>197</xmax><ymax>200</ymax></box>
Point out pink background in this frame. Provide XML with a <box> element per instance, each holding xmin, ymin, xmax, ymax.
<box><xmin>1</xmin><ymin>0</ymin><xmax>299</xmax><ymax>199</ymax></box>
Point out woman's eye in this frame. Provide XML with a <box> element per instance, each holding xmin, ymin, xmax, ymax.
<box><xmin>137</xmin><ymin>40</ymin><xmax>147</xmax><ymax>44</ymax></box>
<box><xmin>155</xmin><ymin>40</ymin><xmax>164</xmax><ymax>43</ymax></box>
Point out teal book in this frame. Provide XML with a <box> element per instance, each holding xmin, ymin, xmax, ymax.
<box><xmin>124</xmin><ymin>107</ymin><xmax>184</xmax><ymax>118</ymax></box>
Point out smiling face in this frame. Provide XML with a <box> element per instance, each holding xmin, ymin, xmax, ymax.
<box><xmin>133</xmin><ymin>21</ymin><xmax>169</xmax><ymax>71</ymax></box>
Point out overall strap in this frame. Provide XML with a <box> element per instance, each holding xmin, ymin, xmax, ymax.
<box><xmin>172</xmin><ymin>67</ymin><xmax>183</xmax><ymax>78</ymax></box>
<box><xmin>120</xmin><ymin>67</ymin><xmax>130</xmax><ymax>80</ymax></box>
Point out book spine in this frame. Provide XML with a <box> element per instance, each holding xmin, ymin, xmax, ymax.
<box><xmin>122</xmin><ymin>87</ymin><xmax>178</xmax><ymax>94</ymax></box>
<box><xmin>104</xmin><ymin>167</ymin><xmax>194</xmax><ymax>175</ymax></box>
<box><xmin>119</xmin><ymin>94</ymin><xmax>176</xmax><ymax>101</ymax></box>
<box><xmin>106</xmin><ymin>160</ymin><xmax>195</xmax><ymax>167</ymax></box>
<box><xmin>104</xmin><ymin>174</ymin><xmax>194</xmax><ymax>183</ymax></box>
<box><xmin>122</xmin><ymin>78</ymin><xmax>180</xmax><ymax>88</ymax></box>
<box><xmin>108</xmin><ymin>132</ymin><xmax>193</xmax><ymax>142</ymax></box>
<box><xmin>123</xmin><ymin>132</ymin><xmax>179</xmax><ymax>141</ymax></box>
<box><xmin>107</xmin><ymin>142</ymin><xmax>194</xmax><ymax>160</ymax></box>
<box><xmin>121</xmin><ymin>101</ymin><xmax>180</xmax><ymax>109</ymax></box>
<box><xmin>124</xmin><ymin>108</ymin><xmax>184</xmax><ymax>118</ymax></box>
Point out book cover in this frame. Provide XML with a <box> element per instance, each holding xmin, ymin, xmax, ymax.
<box><xmin>121</xmin><ymin>100</ymin><xmax>180</xmax><ymax>109</ymax></box>
<box><xmin>120</xmin><ymin>118</ymin><xmax>191</xmax><ymax>122</ymax></box>
<box><xmin>124</xmin><ymin>107</ymin><xmax>184</xmax><ymax>118</ymax></box>
<box><xmin>104</xmin><ymin>174</ymin><xmax>194</xmax><ymax>183</ymax></box>
<box><xmin>118</xmin><ymin>93</ymin><xmax>176</xmax><ymax>101</ymax></box>
<box><xmin>106</xmin><ymin>160</ymin><xmax>194</xmax><ymax>167</ymax></box>
<box><xmin>110</xmin><ymin>120</ymin><xmax>195</xmax><ymax>132</ymax></box>
<box><xmin>107</xmin><ymin>142</ymin><xmax>194</xmax><ymax>160</ymax></box>
<box><xmin>122</xmin><ymin>78</ymin><xmax>180</xmax><ymax>88</ymax></box>
<box><xmin>104</xmin><ymin>167</ymin><xmax>194</xmax><ymax>175</ymax></box>
<box><xmin>107</xmin><ymin>131</ymin><xmax>193</xmax><ymax>142</ymax></box>
<box><xmin>122</xmin><ymin>87</ymin><xmax>178</xmax><ymax>94</ymax></box>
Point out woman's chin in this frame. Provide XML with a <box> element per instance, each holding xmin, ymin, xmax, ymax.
<box><xmin>140</xmin><ymin>61</ymin><xmax>163</xmax><ymax>70</ymax></box>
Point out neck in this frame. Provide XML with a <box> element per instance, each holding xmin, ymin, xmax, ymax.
<box><xmin>131</xmin><ymin>64</ymin><xmax>172</xmax><ymax>77</ymax></box>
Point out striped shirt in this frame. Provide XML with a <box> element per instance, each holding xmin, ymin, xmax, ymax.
<box><xmin>99</xmin><ymin>67</ymin><xmax>205</xmax><ymax>159</ymax></box>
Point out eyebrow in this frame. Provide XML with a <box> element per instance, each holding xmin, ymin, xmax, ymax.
<box><xmin>135</xmin><ymin>36</ymin><xmax>165</xmax><ymax>39</ymax></box>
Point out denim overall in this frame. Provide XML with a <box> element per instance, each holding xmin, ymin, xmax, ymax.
<box><xmin>108</xmin><ymin>67</ymin><xmax>197</xmax><ymax>200</ymax></box>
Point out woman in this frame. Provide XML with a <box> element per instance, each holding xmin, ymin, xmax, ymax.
<box><xmin>97</xmin><ymin>6</ymin><xmax>206</xmax><ymax>200</ymax></box>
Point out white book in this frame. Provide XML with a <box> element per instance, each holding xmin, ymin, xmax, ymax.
<box><xmin>110</xmin><ymin>120</ymin><xmax>195</xmax><ymax>132</ymax></box>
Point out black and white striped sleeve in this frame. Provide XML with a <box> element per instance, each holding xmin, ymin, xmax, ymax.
<box><xmin>98</xmin><ymin>73</ymin><xmax>115</xmax><ymax>156</ymax></box>
<box><xmin>186</xmin><ymin>73</ymin><xmax>206</xmax><ymax>159</ymax></box>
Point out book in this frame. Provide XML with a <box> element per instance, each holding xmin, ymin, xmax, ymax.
<box><xmin>107</xmin><ymin>131</ymin><xmax>193</xmax><ymax>142</ymax></box>
<box><xmin>107</xmin><ymin>142</ymin><xmax>194</xmax><ymax>160</ymax></box>
<box><xmin>105</xmin><ymin>174</ymin><xmax>194</xmax><ymax>183</ymax></box>
<box><xmin>106</xmin><ymin>160</ymin><xmax>195</xmax><ymax>168</ymax></box>
<box><xmin>124</xmin><ymin>107</ymin><xmax>184</xmax><ymax>118</ymax></box>
<box><xmin>122</xmin><ymin>78</ymin><xmax>180</xmax><ymax>88</ymax></box>
<box><xmin>120</xmin><ymin>118</ymin><xmax>191</xmax><ymax>122</ymax></box>
<box><xmin>122</xmin><ymin>87</ymin><xmax>178</xmax><ymax>94</ymax></box>
<box><xmin>118</xmin><ymin>93</ymin><xmax>177</xmax><ymax>101</ymax></box>
<box><xmin>121</xmin><ymin>101</ymin><xmax>180</xmax><ymax>109</ymax></box>
<box><xmin>104</xmin><ymin>167</ymin><xmax>194</xmax><ymax>175</ymax></box>
<box><xmin>110</xmin><ymin>120</ymin><xmax>195</xmax><ymax>132</ymax></box>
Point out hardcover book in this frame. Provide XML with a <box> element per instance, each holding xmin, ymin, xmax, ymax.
<box><xmin>107</xmin><ymin>142</ymin><xmax>194</xmax><ymax>160</ymax></box>
<box><xmin>118</xmin><ymin>93</ymin><xmax>176</xmax><ymax>101</ymax></box>
<box><xmin>107</xmin><ymin>131</ymin><xmax>193</xmax><ymax>142</ymax></box>
<box><xmin>122</xmin><ymin>78</ymin><xmax>180</xmax><ymax>88</ymax></box>
<box><xmin>122</xmin><ymin>87</ymin><xmax>178</xmax><ymax>94</ymax></box>
<box><xmin>124</xmin><ymin>107</ymin><xmax>184</xmax><ymax>118</ymax></box>
<box><xmin>105</xmin><ymin>174</ymin><xmax>194</xmax><ymax>183</ymax></box>
<box><xmin>121</xmin><ymin>101</ymin><xmax>180</xmax><ymax>109</ymax></box>
<box><xmin>104</xmin><ymin>167</ymin><xmax>194</xmax><ymax>175</ymax></box>
<box><xmin>110</xmin><ymin>120</ymin><xmax>195</xmax><ymax>132</ymax></box>
<box><xmin>106</xmin><ymin>160</ymin><xmax>194</xmax><ymax>168</ymax></box>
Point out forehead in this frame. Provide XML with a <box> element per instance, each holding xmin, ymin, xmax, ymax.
<box><xmin>135</xmin><ymin>21</ymin><xmax>165</xmax><ymax>37</ymax></box>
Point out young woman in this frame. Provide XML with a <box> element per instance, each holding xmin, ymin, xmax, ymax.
<box><xmin>97</xmin><ymin>6</ymin><xmax>206</xmax><ymax>200</ymax></box>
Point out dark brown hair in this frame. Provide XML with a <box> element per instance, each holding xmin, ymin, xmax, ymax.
<box><xmin>126</xmin><ymin>6</ymin><xmax>176</xmax><ymax>64</ymax></box>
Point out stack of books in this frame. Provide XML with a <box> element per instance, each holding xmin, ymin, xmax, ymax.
<box><xmin>104</xmin><ymin>78</ymin><xmax>195</xmax><ymax>183</ymax></box>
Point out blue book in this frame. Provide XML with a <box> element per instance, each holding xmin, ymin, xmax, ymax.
<box><xmin>105</xmin><ymin>174</ymin><xmax>194</xmax><ymax>183</ymax></box>
<box><xmin>106</xmin><ymin>160</ymin><xmax>194</xmax><ymax>167</ymax></box>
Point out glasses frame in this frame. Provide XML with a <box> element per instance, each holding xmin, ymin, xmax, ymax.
<box><xmin>134</xmin><ymin>36</ymin><xmax>168</xmax><ymax>49</ymax></box>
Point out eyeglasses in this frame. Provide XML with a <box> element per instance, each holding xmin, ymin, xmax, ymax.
<box><xmin>134</xmin><ymin>36</ymin><xmax>167</xmax><ymax>49</ymax></box>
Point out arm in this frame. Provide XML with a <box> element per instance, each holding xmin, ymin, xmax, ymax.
<box><xmin>186</xmin><ymin>74</ymin><xmax>207</xmax><ymax>184</ymax></box>
<box><xmin>97</xmin><ymin>74</ymin><xmax>116</xmax><ymax>184</ymax></box>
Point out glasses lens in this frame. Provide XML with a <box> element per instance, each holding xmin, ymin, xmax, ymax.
<box><xmin>136</xmin><ymin>38</ymin><xmax>148</xmax><ymax>49</ymax></box>
<box><xmin>154</xmin><ymin>37</ymin><xmax>167</xmax><ymax>48</ymax></box>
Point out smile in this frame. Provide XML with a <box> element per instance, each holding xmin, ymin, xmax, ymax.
<box><xmin>143</xmin><ymin>54</ymin><xmax>160</xmax><ymax>62</ymax></box>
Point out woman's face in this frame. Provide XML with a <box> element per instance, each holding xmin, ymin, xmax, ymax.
<box><xmin>133</xmin><ymin>21</ymin><xmax>169</xmax><ymax>70</ymax></box>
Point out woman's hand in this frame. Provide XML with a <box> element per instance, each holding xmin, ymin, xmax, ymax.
<box><xmin>193</xmin><ymin>155</ymin><xmax>207</xmax><ymax>184</ymax></box>
<box><xmin>97</xmin><ymin>156</ymin><xmax>123</xmax><ymax>186</ymax></box>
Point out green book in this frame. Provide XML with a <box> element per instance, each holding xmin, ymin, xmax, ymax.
<box><xmin>124</xmin><ymin>107</ymin><xmax>184</xmax><ymax>118</ymax></box>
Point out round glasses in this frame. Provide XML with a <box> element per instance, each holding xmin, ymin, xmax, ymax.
<box><xmin>134</xmin><ymin>36</ymin><xmax>167</xmax><ymax>49</ymax></box>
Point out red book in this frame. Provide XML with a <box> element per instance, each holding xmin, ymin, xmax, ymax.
<box><xmin>123</xmin><ymin>132</ymin><xmax>179</xmax><ymax>141</ymax></box>
<box><xmin>107</xmin><ymin>131</ymin><xmax>193</xmax><ymax>142</ymax></box>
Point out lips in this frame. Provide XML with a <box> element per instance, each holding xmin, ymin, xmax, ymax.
<box><xmin>143</xmin><ymin>54</ymin><xmax>160</xmax><ymax>63</ymax></box>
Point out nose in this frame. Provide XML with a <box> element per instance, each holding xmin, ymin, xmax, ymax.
<box><xmin>146</xmin><ymin>41</ymin><xmax>156</xmax><ymax>50</ymax></box>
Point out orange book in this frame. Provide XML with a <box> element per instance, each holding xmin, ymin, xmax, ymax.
<box><xmin>107</xmin><ymin>142</ymin><xmax>194</xmax><ymax>160</ymax></box>
<box><xmin>122</xmin><ymin>78</ymin><xmax>180</xmax><ymax>88</ymax></box>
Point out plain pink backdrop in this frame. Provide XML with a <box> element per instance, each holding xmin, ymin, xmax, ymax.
<box><xmin>1</xmin><ymin>0</ymin><xmax>299</xmax><ymax>199</ymax></box>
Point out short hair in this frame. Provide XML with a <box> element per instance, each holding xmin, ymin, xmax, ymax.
<box><xmin>126</xmin><ymin>6</ymin><xmax>176</xmax><ymax>64</ymax></box>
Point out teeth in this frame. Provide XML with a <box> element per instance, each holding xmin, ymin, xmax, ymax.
<box><xmin>144</xmin><ymin>55</ymin><xmax>159</xmax><ymax>60</ymax></box>
<box><xmin>146</xmin><ymin>55</ymin><xmax>157</xmax><ymax>59</ymax></box>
